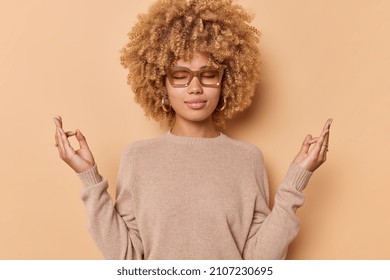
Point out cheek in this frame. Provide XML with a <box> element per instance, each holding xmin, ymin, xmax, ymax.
<box><xmin>166</xmin><ymin>86</ymin><xmax>185</xmax><ymax>106</ymax></box>
<box><xmin>209</xmin><ymin>90</ymin><xmax>222</xmax><ymax>105</ymax></box>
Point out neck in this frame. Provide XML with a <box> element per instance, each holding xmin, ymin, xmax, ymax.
<box><xmin>170</xmin><ymin>118</ymin><xmax>219</xmax><ymax>138</ymax></box>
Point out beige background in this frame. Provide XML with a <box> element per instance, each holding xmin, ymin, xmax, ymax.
<box><xmin>1</xmin><ymin>0</ymin><xmax>389</xmax><ymax>259</ymax></box>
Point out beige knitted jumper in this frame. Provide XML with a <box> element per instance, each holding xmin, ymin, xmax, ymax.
<box><xmin>77</xmin><ymin>131</ymin><xmax>312</xmax><ymax>260</ymax></box>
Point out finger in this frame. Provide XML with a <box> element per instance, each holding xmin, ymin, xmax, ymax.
<box><xmin>319</xmin><ymin>133</ymin><xmax>330</xmax><ymax>162</ymax></box>
<box><xmin>299</xmin><ymin>134</ymin><xmax>312</xmax><ymax>154</ymax></box>
<box><xmin>322</xmin><ymin>119</ymin><xmax>332</xmax><ymax>140</ymax></box>
<box><xmin>57</xmin><ymin>115</ymin><xmax>63</xmax><ymax>125</ymax></box>
<box><xmin>56</xmin><ymin>128</ymin><xmax>65</xmax><ymax>156</ymax></box>
<box><xmin>55</xmin><ymin>116</ymin><xmax>64</xmax><ymax>130</ymax></box>
<box><xmin>307</xmin><ymin>137</ymin><xmax>318</xmax><ymax>145</ymax></box>
<box><xmin>319</xmin><ymin>119</ymin><xmax>332</xmax><ymax>159</ymax></box>
<box><xmin>55</xmin><ymin>127</ymin><xmax>60</xmax><ymax>148</ymax></box>
<box><xmin>317</xmin><ymin>119</ymin><xmax>332</xmax><ymax>153</ymax></box>
<box><xmin>54</xmin><ymin>117</ymin><xmax>76</xmax><ymax>137</ymax></box>
<box><xmin>75</xmin><ymin>129</ymin><xmax>90</xmax><ymax>150</ymax></box>
<box><xmin>65</xmin><ymin>130</ymin><xmax>77</xmax><ymax>137</ymax></box>
<box><xmin>322</xmin><ymin>118</ymin><xmax>333</xmax><ymax>132</ymax></box>
<box><xmin>54</xmin><ymin>117</ymin><xmax>60</xmax><ymax>144</ymax></box>
<box><xmin>58</xmin><ymin>127</ymin><xmax>75</xmax><ymax>156</ymax></box>
<box><xmin>310</xmin><ymin>126</ymin><xmax>330</xmax><ymax>157</ymax></box>
<box><xmin>324</xmin><ymin>128</ymin><xmax>330</xmax><ymax>148</ymax></box>
<box><xmin>319</xmin><ymin>140</ymin><xmax>329</xmax><ymax>160</ymax></box>
<box><xmin>324</xmin><ymin>118</ymin><xmax>332</xmax><ymax>145</ymax></box>
<box><xmin>314</xmin><ymin>118</ymin><xmax>332</xmax><ymax>149</ymax></box>
<box><xmin>53</xmin><ymin>117</ymin><xmax>62</xmax><ymax>129</ymax></box>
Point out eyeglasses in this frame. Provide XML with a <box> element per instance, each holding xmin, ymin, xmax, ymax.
<box><xmin>166</xmin><ymin>66</ymin><xmax>224</xmax><ymax>88</ymax></box>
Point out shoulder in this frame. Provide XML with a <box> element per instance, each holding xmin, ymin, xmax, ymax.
<box><xmin>222</xmin><ymin>134</ymin><xmax>264</xmax><ymax>160</ymax></box>
<box><xmin>121</xmin><ymin>136</ymin><xmax>163</xmax><ymax>157</ymax></box>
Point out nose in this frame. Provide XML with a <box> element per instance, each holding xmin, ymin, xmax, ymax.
<box><xmin>187</xmin><ymin>76</ymin><xmax>203</xmax><ymax>94</ymax></box>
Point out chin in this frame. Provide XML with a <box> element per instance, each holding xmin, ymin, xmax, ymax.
<box><xmin>193</xmin><ymin>109</ymin><xmax>217</xmax><ymax>119</ymax></box>
<box><xmin>175</xmin><ymin>111</ymin><xmax>215</xmax><ymax>123</ymax></box>
<box><xmin>184</xmin><ymin>115</ymin><xmax>212</xmax><ymax>123</ymax></box>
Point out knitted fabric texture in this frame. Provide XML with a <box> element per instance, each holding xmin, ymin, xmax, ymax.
<box><xmin>77</xmin><ymin>131</ymin><xmax>312</xmax><ymax>259</ymax></box>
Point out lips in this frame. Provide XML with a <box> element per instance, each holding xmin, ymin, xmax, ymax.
<box><xmin>185</xmin><ymin>99</ymin><xmax>207</xmax><ymax>103</ymax></box>
<box><xmin>184</xmin><ymin>99</ymin><xmax>207</xmax><ymax>109</ymax></box>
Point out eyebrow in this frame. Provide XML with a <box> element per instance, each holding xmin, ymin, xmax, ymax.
<box><xmin>175</xmin><ymin>65</ymin><xmax>210</xmax><ymax>70</ymax></box>
<box><xmin>171</xmin><ymin>65</ymin><xmax>212</xmax><ymax>71</ymax></box>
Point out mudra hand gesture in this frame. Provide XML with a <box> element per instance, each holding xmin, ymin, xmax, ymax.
<box><xmin>53</xmin><ymin>116</ymin><xmax>95</xmax><ymax>173</ymax></box>
<box><xmin>54</xmin><ymin>116</ymin><xmax>332</xmax><ymax>174</ymax></box>
<box><xmin>293</xmin><ymin>118</ymin><xmax>333</xmax><ymax>172</ymax></box>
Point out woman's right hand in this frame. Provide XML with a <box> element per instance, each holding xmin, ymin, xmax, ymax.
<box><xmin>54</xmin><ymin>116</ymin><xmax>95</xmax><ymax>173</ymax></box>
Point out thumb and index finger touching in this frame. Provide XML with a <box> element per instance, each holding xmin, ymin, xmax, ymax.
<box><xmin>299</xmin><ymin>118</ymin><xmax>333</xmax><ymax>154</ymax></box>
<box><xmin>299</xmin><ymin>134</ymin><xmax>313</xmax><ymax>154</ymax></box>
<box><xmin>53</xmin><ymin>115</ymin><xmax>89</xmax><ymax>150</ymax></box>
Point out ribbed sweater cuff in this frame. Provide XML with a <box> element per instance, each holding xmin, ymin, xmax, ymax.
<box><xmin>76</xmin><ymin>165</ymin><xmax>103</xmax><ymax>187</ymax></box>
<box><xmin>286</xmin><ymin>163</ymin><xmax>313</xmax><ymax>192</ymax></box>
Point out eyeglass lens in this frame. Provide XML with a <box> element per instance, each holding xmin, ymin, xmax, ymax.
<box><xmin>169</xmin><ymin>68</ymin><xmax>222</xmax><ymax>87</ymax></box>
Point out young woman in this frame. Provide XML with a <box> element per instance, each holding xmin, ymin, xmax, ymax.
<box><xmin>54</xmin><ymin>0</ymin><xmax>332</xmax><ymax>260</ymax></box>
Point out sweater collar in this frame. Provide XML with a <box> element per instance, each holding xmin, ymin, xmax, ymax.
<box><xmin>163</xmin><ymin>130</ymin><xmax>227</xmax><ymax>144</ymax></box>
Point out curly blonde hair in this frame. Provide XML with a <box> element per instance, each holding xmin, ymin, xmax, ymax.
<box><xmin>120</xmin><ymin>0</ymin><xmax>261</xmax><ymax>128</ymax></box>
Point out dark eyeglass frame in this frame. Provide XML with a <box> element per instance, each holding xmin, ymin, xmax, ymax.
<box><xmin>165</xmin><ymin>66</ymin><xmax>225</xmax><ymax>88</ymax></box>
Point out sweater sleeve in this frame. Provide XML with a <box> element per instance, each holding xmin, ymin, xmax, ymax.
<box><xmin>242</xmin><ymin>149</ymin><xmax>312</xmax><ymax>260</ymax></box>
<box><xmin>77</xmin><ymin>145</ymin><xmax>144</xmax><ymax>259</ymax></box>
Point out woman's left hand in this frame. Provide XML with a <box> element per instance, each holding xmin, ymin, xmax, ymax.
<box><xmin>293</xmin><ymin>118</ymin><xmax>333</xmax><ymax>172</ymax></box>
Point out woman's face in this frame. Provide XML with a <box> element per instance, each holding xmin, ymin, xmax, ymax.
<box><xmin>165</xmin><ymin>52</ymin><xmax>222</xmax><ymax>126</ymax></box>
